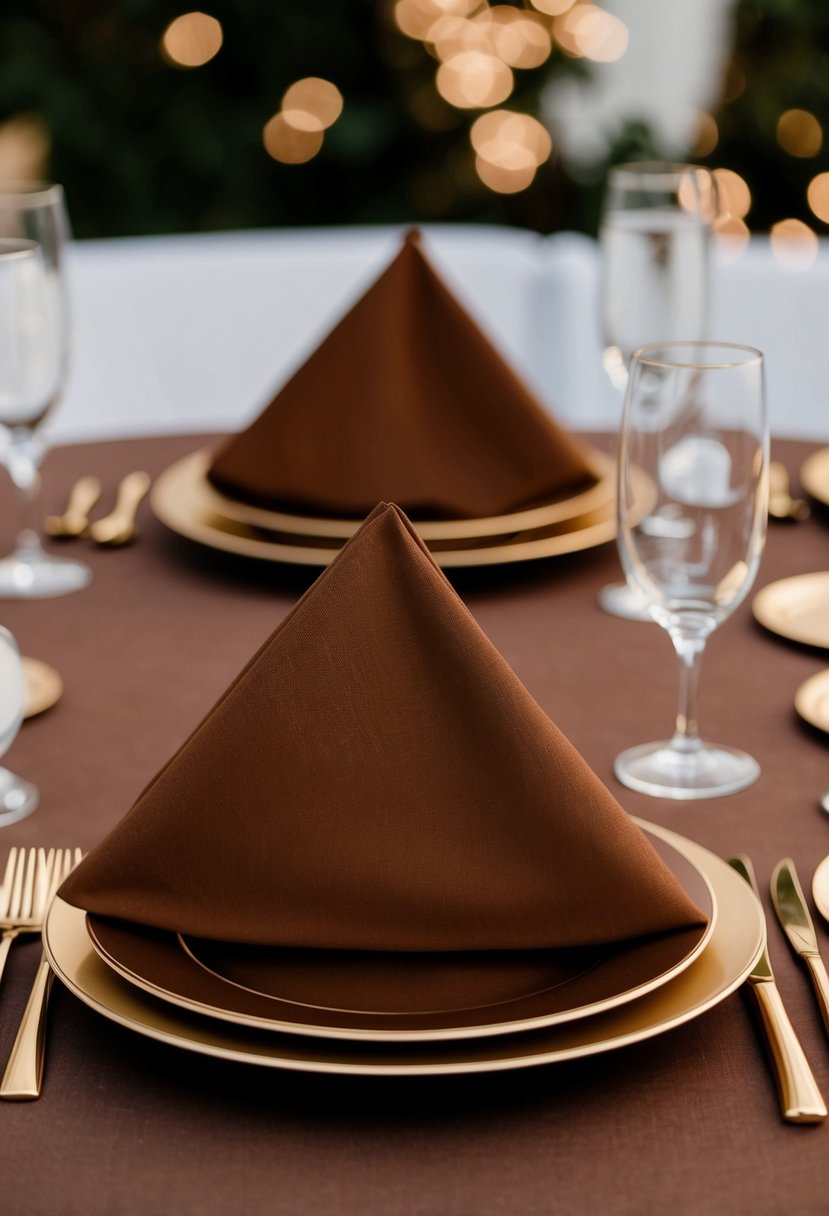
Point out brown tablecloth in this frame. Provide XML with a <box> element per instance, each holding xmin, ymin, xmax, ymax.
<box><xmin>0</xmin><ymin>433</ymin><xmax>827</xmax><ymax>1215</ymax></box>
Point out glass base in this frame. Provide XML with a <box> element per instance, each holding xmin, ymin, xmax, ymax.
<box><xmin>0</xmin><ymin>549</ymin><xmax>91</xmax><ymax>598</ymax></box>
<box><xmin>597</xmin><ymin>581</ymin><xmax>653</xmax><ymax>622</ymax></box>
<box><xmin>614</xmin><ymin>740</ymin><xmax>760</xmax><ymax>800</ymax></box>
<box><xmin>0</xmin><ymin>766</ymin><xmax>38</xmax><ymax>826</ymax></box>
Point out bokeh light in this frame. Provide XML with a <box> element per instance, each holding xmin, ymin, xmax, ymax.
<box><xmin>776</xmin><ymin>109</ymin><xmax>823</xmax><ymax>158</ymax></box>
<box><xmin>553</xmin><ymin>5</ymin><xmax>628</xmax><ymax>62</ymax></box>
<box><xmin>161</xmin><ymin>12</ymin><xmax>223</xmax><ymax>68</ymax></box>
<box><xmin>263</xmin><ymin>114</ymin><xmax>323</xmax><ymax>164</ymax></box>
<box><xmin>471</xmin><ymin>110</ymin><xmax>552</xmax><ymax>168</ymax></box>
<box><xmin>530</xmin><ymin>0</ymin><xmax>576</xmax><ymax>15</ymax></box>
<box><xmin>770</xmin><ymin>218</ymin><xmax>818</xmax><ymax>269</ymax></box>
<box><xmin>714</xmin><ymin>168</ymin><xmax>751</xmax><ymax>219</ymax></box>
<box><xmin>807</xmin><ymin>172</ymin><xmax>829</xmax><ymax>224</ymax></box>
<box><xmin>477</xmin><ymin>9</ymin><xmax>552</xmax><ymax>70</ymax></box>
<box><xmin>281</xmin><ymin>79</ymin><xmax>343</xmax><ymax>132</ymax></box>
<box><xmin>475</xmin><ymin>155</ymin><xmax>537</xmax><ymax>194</ymax></box>
<box><xmin>436</xmin><ymin>51</ymin><xmax>513</xmax><ymax>109</ymax></box>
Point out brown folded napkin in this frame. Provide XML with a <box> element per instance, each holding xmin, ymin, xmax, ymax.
<box><xmin>206</xmin><ymin>230</ymin><xmax>598</xmax><ymax>520</ymax></box>
<box><xmin>61</xmin><ymin>503</ymin><xmax>703</xmax><ymax>954</ymax></box>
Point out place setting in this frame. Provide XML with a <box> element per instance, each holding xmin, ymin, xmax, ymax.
<box><xmin>41</xmin><ymin>502</ymin><xmax>764</xmax><ymax>1079</ymax></box>
<box><xmin>151</xmin><ymin>231</ymin><xmax>651</xmax><ymax>571</ymax></box>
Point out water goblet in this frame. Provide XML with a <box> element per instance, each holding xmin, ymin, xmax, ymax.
<box><xmin>614</xmin><ymin>341</ymin><xmax>768</xmax><ymax>800</ymax></box>
<box><xmin>0</xmin><ymin>184</ymin><xmax>90</xmax><ymax>597</ymax></box>
<box><xmin>598</xmin><ymin>162</ymin><xmax>719</xmax><ymax>620</ymax></box>
<box><xmin>0</xmin><ymin>625</ymin><xmax>38</xmax><ymax>825</ymax></box>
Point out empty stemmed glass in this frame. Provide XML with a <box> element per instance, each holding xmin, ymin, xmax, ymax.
<box><xmin>598</xmin><ymin>162</ymin><xmax>719</xmax><ymax>620</ymax></box>
<box><xmin>0</xmin><ymin>184</ymin><xmax>90</xmax><ymax>597</ymax></box>
<box><xmin>614</xmin><ymin>341</ymin><xmax>768</xmax><ymax>800</ymax></box>
<box><xmin>0</xmin><ymin>625</ymin><xmax>37</xmax><ymax>825</ymax></box>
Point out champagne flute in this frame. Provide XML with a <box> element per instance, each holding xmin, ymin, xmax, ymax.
<box><xmin>0</xmin><ymin>184</ymin><xmax>90</xmax><ymax>597</ymax></box>
<box><xmin>0</xmin><ymin>624</ymin><xmax>37</xmax><ymax>825</ymax></box>
<box><xmin>614</xmin><ymin>341</ymin><xmax>767</xmax><ymax>800</ymax></box>
<box><xmin>598</xmin><ymin>162</ymin><xmax>718</xmax><ymax>620</ymax></box>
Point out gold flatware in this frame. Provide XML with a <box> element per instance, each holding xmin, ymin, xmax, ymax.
<box><xmin>772</xmin><ymin>859</ymin><xmax>829</xmax><ymax>1040</ymax></box>
<box><xmin>43</xmin><ymin>476</ymin><xmax>102</xmax><ymax>538</ymax></box>
<box><xmin>812</xmin><ymin>854</ymin><xmax>829</xmax><ymax>924</ymax></box>
<box><xmin>728</xmin><ymin>856</ymin><xmax>826</xmax><ymax>1124</ymax></box>
<box><xmin>0</xmin><ymin>848</ymin><xmax>82</xmax><ymax>1100</ymax></box>
<box><xmin>0</xmin><ymin>848</ymin><xmax>56</xmax><ymax>986</ymax></box>
<box><xmin>89</xmin><ymin>471</ymin><xmax>151</xmax><ymax>547</ymax></box>
<box><xmin>768</xmin><ymin>462</ymin><xmax>809</xmax><ymax>522</ymax></box>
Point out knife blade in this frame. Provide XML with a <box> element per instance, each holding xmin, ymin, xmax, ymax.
<box><xmin>728</xmin><ymin>856</ymin><xmax>826</xmax><ymax>1123</ymax></box>
<box><xmin>771</xmin><ymin>857</ymin><xmax>829</xmax><ymax>1039</ymax></box>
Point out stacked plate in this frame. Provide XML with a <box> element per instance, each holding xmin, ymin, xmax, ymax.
<box><xmin>44</xmin><ymin>821</ymin><xmax>764</xmax><ymax>1076</ymax></box>
<box><xmin>150</xmin><ymin>448</ymin><xmax>650</xmax><ymax>570</ymax></box>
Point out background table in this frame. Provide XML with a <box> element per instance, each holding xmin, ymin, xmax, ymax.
<box><xmin>0</xmin><ymin>432</ymin><xmax>825</xmax><ymax>1215</ymax></box>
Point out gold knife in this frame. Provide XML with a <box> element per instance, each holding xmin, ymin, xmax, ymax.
<box><xmin>728</xmin><ymin>856</ymin><xmax>827</xmax><ymax>1124</ymax></box>
<box><xmin>771</xmin><ymin>857</ymin><xmax>829</xmax><ymax>1039</ymax></box>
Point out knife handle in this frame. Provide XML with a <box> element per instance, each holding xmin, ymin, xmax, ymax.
<box><xmin>751</xmin><ymin>981</ymin><xmax>827</xmax><ymax>1123</ymax></box>
<box><xmin>803</xmin><ymin>954</ymin><xmax>829</xmax><ymax>1039</ymax></box>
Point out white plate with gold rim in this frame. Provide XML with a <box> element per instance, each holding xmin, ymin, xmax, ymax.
<box><xmin>800</xmin><ymin>447</ymin><xmax>829</xmax><ymax>509</ymax></box>
<box><xmin>43</xmin><ymin>823</ymin><xmax>763</xmax><ymax>1076</ymax></box>
<box><xmin>794</xmin><ymin>668</ymin><xmax>829</xmax><ymax>732</ymax></box>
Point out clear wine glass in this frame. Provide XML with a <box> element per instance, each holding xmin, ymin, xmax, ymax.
<box><xmin>0</xmin><ymin>624</ymin><xmax>38</xmax><ymax>825</ymax></box>
<box><xmin>0</xmin><ymin>184</ymin><xmax>90</xmax><ymax>597</ymax></box>
<box><xmin>598</xmin><ymin>162</ymin><xmax>719</xmax><ymax>620</ymax></box>
<box><xmin>614</xmin><ymin>341</ymin><xmax>768</xmax><ymax>800</ymax></box>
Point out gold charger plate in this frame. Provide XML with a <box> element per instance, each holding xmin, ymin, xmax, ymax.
<box><xmin>800</xmin><ymin>447</ymin><xmax>829</xmax><ymax>508</ymax></box>
<box><xmin>185</xmin><ymin>448</ymin><xmax>616</xmax><ymax>541</ymax></box>
<box><xmin>752</xmin><ymin>572</ymin><xmax>829</xmax><ymax>649</ymax></box>
<box><xmin>151</xmin><ymin>457</ymin><xmax>650</xmax><ymax>569</ymax></box>
<box><xmin>84</xmin><ymin>826</ymin><xmax>715</xmax><ymax>1042</ymax></box>
<box><xmin>22</xmin><ymin>657</ymin><xmax>62</xmax><ymax>719</ymax></box>
<box><xmin>794</xmin><ymin>668</ymin><xmax>829</xmax><ymax>732</ymax></box>
<box><xmin>43</xmin><ymin>824</ymin><xmax>763</xmax><ymax>1076</ymax></box>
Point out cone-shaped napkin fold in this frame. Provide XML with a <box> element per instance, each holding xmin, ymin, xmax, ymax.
<box><xmin>207</xmin><ymin>230</ymin><xmax>597</xmax><ymax>520</ymax></box>
<box><xmin>61</xmin><ymin>504</ymin><xmax>703</xmax><ymax>951</ymax></box>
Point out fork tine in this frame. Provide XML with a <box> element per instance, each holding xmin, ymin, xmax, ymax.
<box><xmin>0</xmin><ymin>848</ymin><xmax>18</xmax><ymax>918</ymax></box>
<box><xmin>6</xmin><ymin>848</ymin><xmax>30</xmax><ymax>921</ymax></box>
<box><xmin>31</xmin><ymin>850</ymin><xmax>56</xmax><ymax>921</ymax></box>
<box><xmin>16</xmin><ymin>849</ymin><xmax>38</xmax><ymax>921</ymax></box>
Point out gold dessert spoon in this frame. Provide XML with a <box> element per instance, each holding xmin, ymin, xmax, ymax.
<box><xmin>43</xmin><ymin>476</ymin><xmax>102</xmax><ymax>538</ymax></box>
<box><xmin>89</xmin><ymin>471</ymin><xmax>151</xmax><ymax>547</ymax></box>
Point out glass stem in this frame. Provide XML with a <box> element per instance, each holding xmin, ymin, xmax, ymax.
<box><xmin>5</xmin><ymin>431</ymin><xmax>44</xmax><ymax>557</ymax></box>
<box><xmin>670</xmin><ymin>633</ymin><xmax>706</xmax><ymax>755</ymax></box>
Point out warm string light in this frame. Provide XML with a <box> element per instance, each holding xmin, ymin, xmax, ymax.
<box><xmin>776</xmin><ymin>109</ymin><xmax>822</xmax><ymax>159</ymax></box>
<box><xmin>263</xmin><ymin>78</ymin><xmax>344</xmax><ymax>165</ymax></box>
<box><xmin>807</xmin><ymin>172</ymin><xmax>829</xmax><ymax>224</ymax></box>
<box><xmin>392</xmin><ymin>0</ymin><xmax>626</xmax><ymax>195</ymax></box>
<box><xmin>161</xmin><ymin>12</ymin><xmax>223</xmax><ymax>68</ymax></box>
<box><xmin>770</xmin><ymin>218</ymin><xmax>818</xmax><ymax>269</ymax></box>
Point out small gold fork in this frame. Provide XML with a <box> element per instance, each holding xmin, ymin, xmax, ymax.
<box><xmin>0</xmin><ymin>848</ymin><xmax>57</xmax><ymax>985</ymax></box>
<box><xmin>0</xmin><ymin>848</ymin><xmax>82</xmax><ymax>1100</ymax></box>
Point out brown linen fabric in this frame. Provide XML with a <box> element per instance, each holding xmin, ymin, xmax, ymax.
<box><xmin>61</xmin><ymin>501</ymin><xmax>703</xmax><ymax>950</ymax></box>
<box><xmin>206</xmin><ymin>231</ymin><xmax>597</xmax><ymax>519</ymax></box>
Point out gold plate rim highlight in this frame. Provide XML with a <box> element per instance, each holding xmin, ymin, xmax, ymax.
<box><xmin>794</xmin><ymin>668</ymin><xmax>829</xmax><ymax>733</ymax></box>
<box><xmin>799</xmin><ymin>447</ymin><xmax>829</xmax><ymax>509</ymax></box>
<box><xmin>43</xmin><ymin>822</ymin><xmax>764</xmax><ymax>1076</ymax></box>
<box><xmin>752</xmin><ymin>572</ymin><xmax>829</xmax><ymax>650</ymax></box>
<box><xmin>22</xmin><ymin>657</ymin><xmax>62</xmax><ymax>720</ymax></box>
<box><xmin>191</xmin><ymin>448</ymin><xmax>616</xmax><ymax>541</ymax></box>
<box><xmin>151</xmin><ymin>457</ymin><xmax>650</xmax><ymax>569</ymax></box>
<box><xmin>83</xmin><ymin>826</ymin><xmax>715</xmax><ymax>1043</ymax></box>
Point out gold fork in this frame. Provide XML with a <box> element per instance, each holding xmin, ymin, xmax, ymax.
<box><xmin>1</xmin><ymin>848</ymin><xmax>83</xmax><ymax>1100</ymax></box>
<box><xmin>0</xmin><ymin>848</ymin><xmax>56</xmax><ymax>985</ymax></box>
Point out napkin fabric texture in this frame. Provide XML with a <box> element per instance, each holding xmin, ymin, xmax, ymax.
<box><xmin>62</xmin><ymin>503</ymin><xmax>704</xmax><ymax>953</ymax></box>
<box><xmin>207</xmin><ymin>231</ymin><xmax>598</xmax><ymax>520</ymax></box>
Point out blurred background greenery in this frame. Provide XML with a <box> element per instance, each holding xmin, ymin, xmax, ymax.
<box><xmin>0</xmin><ymin>0</ymin><xmax>827</xmax><ymax>242</ymax></box>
